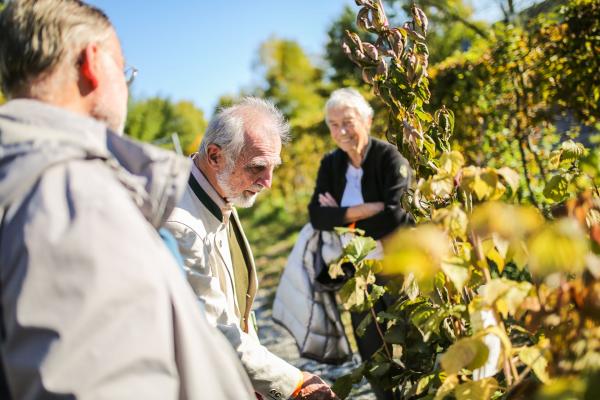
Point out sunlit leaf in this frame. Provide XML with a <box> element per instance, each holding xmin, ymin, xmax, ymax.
<box><xmin>433</xmin><ymin>204</ymin><xmax>468</xmax><ymax>240</ymax></box>
<box><xmin>383</xmin><ymin>225</ymin><xmax>450</xmax><ymax>292</ymax></box>
<box><xmin>518</xmin><ymin>345</ymin><xmax>550</xmax><ymax>383</ymax></box>
<box><xmin>496</xmin><ymin>167</ymin><xmax>520</xmax><ymax>196</ymax></box>
<box><xmin>528</xmin><ymin>218</ymin><xmax>589</xmax><ymax>277</ymax></box>
<box><xmin>434</xmin><ymin>374</ymin><xmax>458</xmax><ymax>400</ymax></box>
<box><xmin>470</xmin><ymin>202</ymin><xmax>544</xmax><ymax>241</ymax></box>
<box><xmin>440</xmin><ymin>336</ymin><xmax>490</xmax><ymax>374</ymax></box>
<box><xmin>440</xmin><ymin>151</ymin><xmax>465</xmax><ymax>176</ymax></box>
<box><xmin>441</xmin><ymin>257</ymin><xmax>470</xmax><ymax>291</ymax></box>
<box><xmin>454</xmin><ymin>378</ymin><xmax>498</xmax><ymax>400</ymax></box>
<box><xmin>479</xmin><ymin>278</ymin><xmax>534</xmax><ymax>318</ymax></box>
<box><xmin>543</xmin><ymin>175</ymin><xmax>570</xmax><ymax>203</ymax></box>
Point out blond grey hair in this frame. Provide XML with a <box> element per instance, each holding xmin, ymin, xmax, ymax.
<box><xmin>0</xmin><ymin>0</ymin><xmax>112</xmax><ymax>98</ymax></box>
<box><xmin>199</xmin><ymin>97</ymin><xmax>290</xmax><ymax>162</ymax></box>
<box><xmin>325</xmin><ymin>88</ymin><xmax>374</xmax><ymax>125</ymax></box>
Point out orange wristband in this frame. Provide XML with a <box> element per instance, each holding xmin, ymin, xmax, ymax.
<box><xmin>291</xmin><ymin>374</ymin><xmax>304</xmax><ymax>398</ymax></box>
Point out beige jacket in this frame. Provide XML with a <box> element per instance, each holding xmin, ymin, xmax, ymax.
<box><xmin>166</xmin><ymin>164</ymin><xmax>302</xmax><ymax>400</ymax></box>
<box><xmin>0</xmin><ymin>99</ymin><xmax>254</xmax><ymax>400</ymax></box>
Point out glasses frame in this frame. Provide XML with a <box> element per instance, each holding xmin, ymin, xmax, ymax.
<box><xmin>124</xmin><ymin>64</ymin><xmax>138</xmax><ymax>86</ymax></box>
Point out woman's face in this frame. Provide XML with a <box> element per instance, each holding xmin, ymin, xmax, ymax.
<box><xmin>326</xmin><ymin>106</ymin><xmax>371</xmax><ymax>155</ymax></box>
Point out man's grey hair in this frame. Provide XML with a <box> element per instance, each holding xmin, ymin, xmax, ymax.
<box><xmin>325</xmin><ymin>88</ymin><xmax>374</xmax><ymax>125</ymax></box>
<box><xmin>0</xmin><ymin>0</ymin><xmax>112</xmax><ymax>98</ymax></box>
<box><xmin>199</xmin><ymin>97</ymin><xmax>290</xmax><ymax>163</ymax></box>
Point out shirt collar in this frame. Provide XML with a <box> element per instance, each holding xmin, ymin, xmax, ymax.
<box><xmin>190</xmin><ymin>153</ymin><xmax>233</xmax><ymax>224</ymax></box>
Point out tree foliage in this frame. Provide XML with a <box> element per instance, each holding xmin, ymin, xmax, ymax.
<box><xmin>125</xmin><ymin>97</ymin><xmax>206</xmax><ymax>155</ymax></box>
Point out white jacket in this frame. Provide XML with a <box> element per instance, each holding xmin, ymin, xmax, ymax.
<box><xmin>166</xmin><ymin>166</ymin><xmax>302</xmax><ymax>400</ymax></box>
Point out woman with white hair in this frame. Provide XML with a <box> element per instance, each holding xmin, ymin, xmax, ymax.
<box><xmin>309</xmin><ymin>87</ymin><xmax>413</xmax><ymax>400</ymax></box>
<box><xmin>309</xmin><ymin>87</ymin><xmax>412</xmax><ymax>243</ymax></box>
<box><xmin>274</xmin><ymin>88</ymin><xmax>412</xmax><ymax>399</ymax></box>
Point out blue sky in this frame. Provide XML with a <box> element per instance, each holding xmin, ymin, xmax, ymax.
<box><xmin>86</xmin><ymin>1</ymin><xmax>519</xmax><ymax>117</ymax></box>
<box><xmin>88</xmin><ymin>0</ymin><xmax>356</xmax><ymax>116</ymax></box>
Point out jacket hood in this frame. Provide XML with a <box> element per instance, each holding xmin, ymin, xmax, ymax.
<box><xmin>0</xmin><ymin>99</ymin><xmax>190</xmax><ymax>229</ymax></box>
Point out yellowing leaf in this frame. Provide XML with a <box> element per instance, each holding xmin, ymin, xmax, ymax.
<box><xmin>470</xmin><ymin>202</ymin><xmax>543</xmax><ymax>241</ymax></box>
<box><xmin>439</xmin><ymin>151</ymin><xmax>465</xmax><ymax>176</ymax></box>
<box><xmin>496</xmin><ymin>167</ymin><xmax>520</xmax><ymax>195</ymax></box>
<box><xmin>528</xmin><ymin>218</ymin><xmax>589</xmax><ymax>277</ymax></box>
<box><xmin>454</xmin><ymin>378</ymin><xmax>498</xmax><ymax>400</ymax></box>
<box><xmin>460</xmin><ymin>167</ymin><xmax>500</xmax><ymax>201</ymax></box>
<box><xmin>518</xmin><ymin>346</ymin><xmax>550</xmax><ymax>383</ymax></box>
<box><xmin>421</xmin><ymin>173</ymin><xmax>454</xmax><ymax>200</ymax></box>
<box><xmin>433</xmin><ymin>204</ymin><xmax>468</xmax><ymax>240</ymax></box>
<box><xmin>441</xmin><ymin>257</ymin><xmax>470</xmax><ymax>291</ymax></box>
<box><xmin>383</xmin><ymin>225</ymin><xmax>450</xmax><ymax>292</ymax></box>
<box><xmin>479</xmin><ymin>278</ymin><xmax>534</xmax><ymax>318</ymax></box>
<box><xmin>434</xmin><ymin>374</ymin><xmax>458</xmax><ymax>400</ymax></box>
<box><xmin>440</xmin><ymin>337</ymin><xmax>490</xmax><ymax>374</ymax></box>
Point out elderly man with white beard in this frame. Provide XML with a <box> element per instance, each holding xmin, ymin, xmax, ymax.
<box><xmin>166</xmin><ymin>98</ymin><xmax>338</xmax><ymax>400</ymax></box>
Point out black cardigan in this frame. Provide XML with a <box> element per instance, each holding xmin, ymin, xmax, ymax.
<box><xmin>308</xmin><ymin>137</ymin><xmax>413</xmax><ymax>240</ymax></box>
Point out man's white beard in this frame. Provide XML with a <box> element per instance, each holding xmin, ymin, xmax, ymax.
<box><xmin>216</xmin><ymin>167</ymin><xmax>260</xmax><ymax>208</ymax></box>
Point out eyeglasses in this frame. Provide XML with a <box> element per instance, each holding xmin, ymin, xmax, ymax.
<box><xmin>124</xmin><ymin>64</ymin><xmax>138</xmax><ymax>86</ymax></box>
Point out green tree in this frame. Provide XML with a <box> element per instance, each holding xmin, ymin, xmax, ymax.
<box><xmin>384</xmin><ymin>0</ymin><xmax>489</xmax><ymax>64</ymax></box>
<box><xmin>125</xmin><ymin>97</ymin><xmax>207</xmax><ymax>155</ymax></box>
<box><xmin>258</xmin><ymin>37</ymin><xmax>328</xmax><ymax>133</ymax></box>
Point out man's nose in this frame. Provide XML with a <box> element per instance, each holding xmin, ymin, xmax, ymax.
<box><xmin>256</xmin><ymin>168</ymin><xmax>273</xmax><ymax>189</ymax></box>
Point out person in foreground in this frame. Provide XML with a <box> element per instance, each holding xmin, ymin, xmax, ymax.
<box><xmin>0</xmin><ymin>0</ymin><xmax>253</xmax><ymax>398</ymax></box>
<box><xmin>308</xmin><ymin>88</ymin><xmax>413</xmax><ymax>400</ymax></box>
<box><xmin>166</xmin><ymin>98</ymin><xmax>338</xmax><ymax>400</ymax></box>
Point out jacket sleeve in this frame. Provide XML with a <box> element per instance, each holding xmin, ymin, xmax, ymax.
<box><xmin>356</xmin><ymin>148</ymin><xmax>413</xmax><ymax>240</ymax></box>
<box><xmin>308</xmin><ymin>154</ymin><xmax>348</xmax><ymax>230</ymax></box>
<box><xmin>0</xmin><ymin>162</ymin><xmax>254</xmax><ymax>400</ymax></box>
<box><xmin>165</xmin><ymin>220</ymin><xmax>303</xmax><ymax>400</ymax></box>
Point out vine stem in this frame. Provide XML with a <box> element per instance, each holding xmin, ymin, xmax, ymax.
<box><xmin>370</xmin><ymin>305</ymin><xmax>393</xmax><ymax>360</ymax></box>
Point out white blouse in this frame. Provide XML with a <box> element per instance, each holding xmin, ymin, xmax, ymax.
<box><xmin>340</xmin><ymin>163</ymin><xmax>383</xmax><ymax>260</ymax></box>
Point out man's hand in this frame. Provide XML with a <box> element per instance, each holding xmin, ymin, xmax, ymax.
<box><xmin>318</xmin><ymin>192</ymin><xmax>339</xmax><ymax>207</ymax></box>
<box><xmin>293</xmin><ymin>372</ymin><xmax>339</xmax><ymax>400</ymax></box>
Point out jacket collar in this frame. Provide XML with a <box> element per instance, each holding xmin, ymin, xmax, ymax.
<box><xmin>189</xmin><ymin>155</ymin><xmax>233</xmax><ymax>224</ymax></box>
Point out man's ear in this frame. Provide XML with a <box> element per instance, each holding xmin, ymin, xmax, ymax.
<box><xmin>79</xmin><ymin>43</ymin><xmax>101</xmax><ymax>89</ymax></box>
<box><xmin>205</xmin><ymin>144</ymin><xmax>223</xmax><ymax>170</ymax></box>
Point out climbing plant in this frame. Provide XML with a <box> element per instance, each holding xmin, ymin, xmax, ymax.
<box><xmin>331</xmin><ymin>1</ymin><xmax>600</xmax><ymax>399</ymax></box>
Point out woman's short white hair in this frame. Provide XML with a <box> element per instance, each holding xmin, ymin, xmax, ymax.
<box><xmin>199</xmin><ymin>97</ymin><xmax>290</xmax><ymax>164</ymax></box>
<box><xmin>325</xmin><ymin>88</ymin><xmax>374</xmax><ymax>125</ymax></box>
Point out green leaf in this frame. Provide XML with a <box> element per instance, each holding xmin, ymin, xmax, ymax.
<box><xmin>416</xmin><ymin>374</ymin><xmax>435</xmax><ymax>395</ymax></box>
<box><xmin>384</xmin><ymin>324</ymin><xmax>406</xmax><ymax>344</ymax></box>
<box><xmin>543</xmin><ymin>175</ymin><xmax>569</xmax><ymax>203</ymax></box>
<box><xmin>440</xmin><ymin>336</ymin><xmax>490</xmax><ymax>374</ymax></box>
<box><xmin>345</xmin><ymin>236</ymin><xmax>377</xmax><ymax>264</ymax></box>
<box><xmin>560</xmin><ymin>140</ymin><xmax>586</xmax><ymax>161</ymax></box>
<box><xmin>356</xmin><ymin>313</ymin><xmax>372</xmax><ymax>337</ymax></box>
<box><xmin>332</xmin><ymin>366</ymin><xmax>365</xmax><ymax>400</ymax></box>
<box><xmin>332</xmin><ymin>374</ymin><xmax>354</xmax><ymax>399</ymax></box>
<box><xmin>339</xmin><ymin>277</ymin><xmax>365</xmax><ymax>310</ymax></box>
